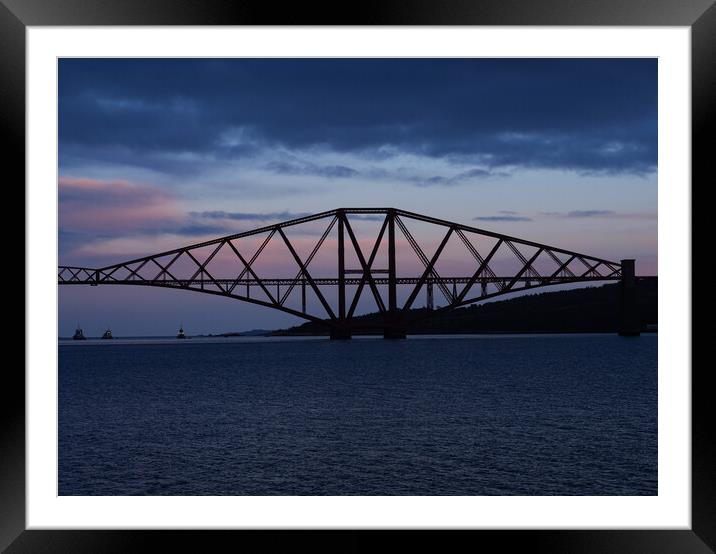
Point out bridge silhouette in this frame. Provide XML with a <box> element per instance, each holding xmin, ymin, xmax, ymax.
<box><xmin>59</xmin><ymin>208</ymin><xmax>643</xmax><ymax>339</ymax></box>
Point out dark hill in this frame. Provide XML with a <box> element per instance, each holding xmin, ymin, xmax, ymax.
<box><xmin>272</xmin><ymin>280</ymin><xmax>657</xmax><ymax>336</ymax></box>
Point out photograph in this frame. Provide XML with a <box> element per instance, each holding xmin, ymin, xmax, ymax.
<box><xmin>56</xmin><ymin>57</ymin><xmax>659</xmax><ymax>497</ymax></box>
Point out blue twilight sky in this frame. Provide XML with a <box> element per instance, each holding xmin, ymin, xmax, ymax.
<box><xmin>58</xmin><ymin>58</ymin><xmax>657</xmax><ymax>336</ymax></box>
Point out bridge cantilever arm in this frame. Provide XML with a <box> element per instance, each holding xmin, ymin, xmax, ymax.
<box><xmin>90</xmin><ymin>209</ymin><xmax>339</xmax><ymax>273</ymax></box>
<box><xmin>395</xmin><ymin>208</ymin><xmax>620</xmax><ymax>267</ymax></box>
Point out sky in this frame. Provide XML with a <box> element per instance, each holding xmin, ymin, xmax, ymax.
<box><xmin>58</xmin><ymin>58</ymin><xmax>657</xmax><ymax>336</ymax></box>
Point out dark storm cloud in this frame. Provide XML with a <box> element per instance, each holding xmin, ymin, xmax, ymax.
<box><xmin>59</xmin><ymin>58</ymin><xmax>657</xmax><ymax>175</ymax></box>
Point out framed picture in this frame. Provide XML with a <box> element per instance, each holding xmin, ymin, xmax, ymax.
<box><xmin>8</xmin><ymin>0</ymin><xmax>711</xmax><ymax>551</ymax></box>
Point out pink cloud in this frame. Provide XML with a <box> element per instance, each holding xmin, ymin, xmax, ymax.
<box><xmin>59</xmin><ymin>176</ymin><xmax>181</xmax><ymax>232</ymax></box>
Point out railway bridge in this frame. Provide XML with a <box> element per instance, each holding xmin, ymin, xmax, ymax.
<box><xmin>59</xmin><ymin>208</ymin><xmax>644</xmax><ymax>339</ymax></box>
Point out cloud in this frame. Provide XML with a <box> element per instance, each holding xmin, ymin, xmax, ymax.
<box><xmin>566</xmin><ymin>210</ymin><xmax>615</xmax><ymax>218</ymax></box>
<box><xmin>474</xmin><ymin>215</ymin><xmax>533</xmax><ymax>222</ymax></box>
<box><xmin>265</xmin><ymin>160</ymin><xmax>358</xmax><ymax>178</ymax></box>
<box><xmin>59</xmin><ymin>58</ymin><xmax>657</xmax><ymax>176</ymax></box>
<box><xmin>191</xmin><ymin>210</ymin><xmax>312</xmax><ymax>222</ymax></box>
<box><xmin>413</xmin><ymin>167</ymin><xmax>506</xmax><ymax>186</ymax></box>
<box><xmin>471</xmin><ymin>209</ymin><xmax>658</xmax><ymax>224</ymax></box>
<box><xmin>190</xmin><ymin>209</ymin><xmax>385</xmax><ymax>225</ymax></box>
<box><xmin>59</xmin><ymin>176</ymin><xmax>180</xmax><ymax>233</ymax></box>
<box><xmin>538</xmin><ymin>210</ymin><xmax>656</xmax><ymax>220</ymax></box>
<box><xmin>58</xmin><ymin>176</ymin><xmax>254</xmax><ymax>264</ymax></box>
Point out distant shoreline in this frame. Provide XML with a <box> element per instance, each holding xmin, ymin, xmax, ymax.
<box><xmin>59</xmin><ymin>329</ymin><xmax>657</xmax><ymax>341</ymax></box>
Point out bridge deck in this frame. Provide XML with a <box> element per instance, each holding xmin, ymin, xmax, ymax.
<box><xmin>58</xmin><ymin>276</ymin><xmax>623</xmax><ymax>286</ymax></box>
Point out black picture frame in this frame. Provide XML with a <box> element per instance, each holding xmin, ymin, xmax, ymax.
<box><xmin>5</xmin><ymin>1</ymin><xmax>711</xmax><ymax>551</ymax></box>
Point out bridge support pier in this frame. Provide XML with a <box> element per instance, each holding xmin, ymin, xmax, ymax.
<box><xmin>330</xmin><ymin>327</ymin><xmax>352</xmax><ymax>340</ymax></box>
<box><xmin>618</xmin><ymin>259</ymin><xmax>641</xmax><ymax>336</ymax></box>
<box><xmin>384</xmin><ymin>210</ymin><xmax>406</xmax><ymax>339</ymax></box>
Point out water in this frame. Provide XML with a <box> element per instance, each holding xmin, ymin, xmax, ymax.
<box><xmin>59</xmin><ymin>334</ymin><xmax>657</xmax><ymax>495</ymax></box>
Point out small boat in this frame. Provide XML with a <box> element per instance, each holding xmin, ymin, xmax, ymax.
<box><xmin>101</xmin><ymin>328</ymin><xmax>113</xmax><ymax>340</ymax></box>
<box><xmin>72</xmin><ymin>325</ymin><xmax>86</xmax><ymax>340</ymax></box>
<box><xmin>177</xmin><ymin>324</ymin><xmax>186</xmax><ymax>339</ymax></box>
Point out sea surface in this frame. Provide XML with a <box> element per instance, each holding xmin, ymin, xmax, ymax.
<box><xmin>58</xmin><ymin>334</ymin><xmax>657</xmax><ymax>495</ymax></box>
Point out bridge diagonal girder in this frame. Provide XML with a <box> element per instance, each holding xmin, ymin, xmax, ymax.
<box><xmin>60</xmin><ymin>266</ymin><xmax>93</xmax><ymax>282</ymax></box>
<box><xmin>280</xmin><ymin>217</ymin><xmax>337</xmax><ymax>306</ymax></box>
<box><xmin>125</xmin><ymin>259</ymin><xmax>150</xmax><ymax>281</ymax></box>
<box><xmin>454</xmin><ymin>229</ymin><xmax>498</xmax><ymax>280</ymax></box>
<box><xmin>505</xmin><ymin>240</ymin><xmax>542</xmax><ymax>280</ymax></box>
<box><xmin>228</xmin><ymin>229</ymin><xmax>276</xmax><ymax>293</ymax></box>
<box><xmin>59</xmin><ymin>207</ymin><xmax>629</xmax><ymax>330</ymax></box>
<box><xmin>99</xmin><ymin>265</ymin><xmax>122</xmax><ymax>282</ymax></box>
<box><xmin>504</xmin><ymin>247</ymin><xmax>544</xmax><ymax>292</ymax></box>
<box><xmin>225</xmin><ymin>239</ymin><xmax>277</xmax><ymax>305</ymax></box>
<box><xmin>394</xmin><ymin>216</ymin><xmax>453</xmax><ymax>303</ymax></box>
<box><xmin>547</xmin><ymin>251</ymin><xmax>576</xmax><ymax>278</ymax></box>
<box><xmin>277</xmin><ymin>227</ymin><xmax>336</xmax><ymax>321</ymax></box>
<box><xmin>149</xmin><ymin>255</ymin><xmax>181</xmax><ymax>283</ymax></box>
<box><xmin>402</xmin><ymin>226</ymin><xmax>454</xmax><ymax>311</ymax></box>
<box><xmin>341</xmin><ymin>213</ymin><xmax>387</xmax><ymax>314</ymax></box>
<box><xmin>187</xmin><ymin>240</ymin><xmax>225</xmax><ymax>283</ymax></box>
<box><xmin>579</xmin><ymin>259</ymin><xmax>609</xmax><ymax>278</ymax></box>
<box><xmin>180</xmin><ymin>251</ymin><xmax>209</xmax><ymax>285</ymax></box>
<box><xmin>548</xmin><ymin>254</ymin><xmax>577</xmax><ymax>279</ymax></box>
<box><xmin>347</xmin><ymin>214</ymin><xmax>389</xmax><ymax>319</ymax></box>
<box><xmin>148</xmin><ymin>251</ymin><xmax>183</xmax><ymax>283</ymax></box>
<box><xmin>455</xmin><ymin>238</ymin><xmax>504</xmax><ymax>305</ymax></box>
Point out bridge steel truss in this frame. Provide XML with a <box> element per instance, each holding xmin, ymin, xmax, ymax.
<box><xmin>58</xmin><ymin>208</ymin><xmax>639</xmax><ymax>338</ymax></box>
